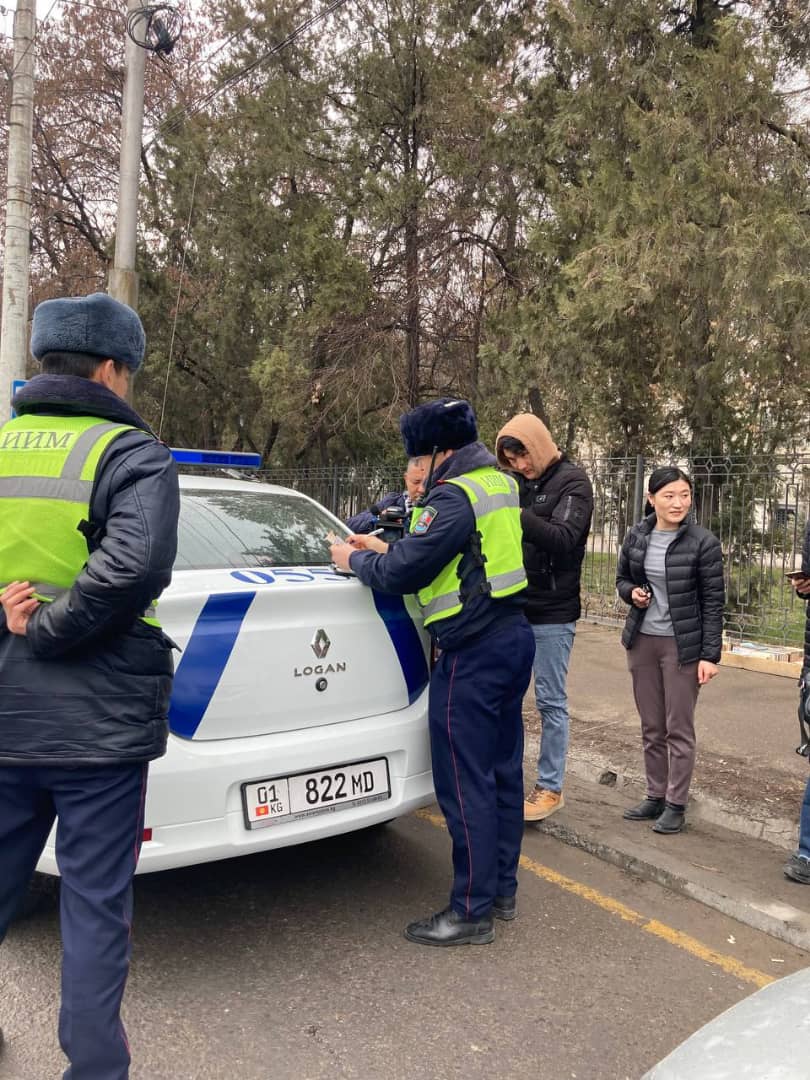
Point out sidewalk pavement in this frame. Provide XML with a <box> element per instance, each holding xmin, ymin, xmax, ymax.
<box><xmin>523</xmin><ymin>621</ymin><xmax>810</xmax><ymax>952</ymax></box>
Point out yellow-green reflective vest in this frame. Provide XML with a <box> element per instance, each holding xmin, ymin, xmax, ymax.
<box><xmin>0</xmin><ymin>414</ymin><xmax>161</xmax><ymax>627</ymax></box>
<box><xmin>410</xmin><ymin>466</ymin><xmax>527</xmax><ymax>627</ymax></box>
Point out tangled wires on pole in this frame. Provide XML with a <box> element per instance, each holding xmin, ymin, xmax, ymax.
<box><xmin>126</xmin><ymin>4</ymin><xmax>182</xmax><ymax>54</ymax></box>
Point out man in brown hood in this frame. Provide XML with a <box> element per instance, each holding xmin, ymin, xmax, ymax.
<box><xmin>496</xmin><ymin>414</ymin><xmax>593</xmax><ymax>821</ymax></box>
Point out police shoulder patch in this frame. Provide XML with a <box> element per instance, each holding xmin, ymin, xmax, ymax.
<box><xmin>413</xmin><ymin>506</ymin><xmax>438</xmax><ymax>535</ymax></box>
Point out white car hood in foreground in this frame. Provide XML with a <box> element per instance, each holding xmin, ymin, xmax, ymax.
<box><xmin>642</xmin><ymin>966</ymin><xmax>810</xmax><ymax>1079</ymax></box>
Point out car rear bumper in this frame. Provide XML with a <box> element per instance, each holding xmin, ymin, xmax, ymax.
<box><xmin>36</xmin><ymin>696</ymin><xmax>432</xmax><ymax>875</ymax></box>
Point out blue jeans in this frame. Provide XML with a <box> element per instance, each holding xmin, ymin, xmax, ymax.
<box><xmin>531</xmin><ymin>622</ymin><xmax>576</xmax><ymax>792</ymax></box>
<box><xmin>798</xmin><ymin>774</ymin><xmax>810</xmax><ymax>861</ymax></box>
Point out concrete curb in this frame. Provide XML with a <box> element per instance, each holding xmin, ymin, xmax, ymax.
<box><xmin>531</xmin><ymin>812</ymin><xmax>810</xmax><ymax>953</ymax></box>
<box><xmin>566</xmin><ymin>749</ymin><xmax>799</xmax><ymax>851</ymax></box>
<box><xmin>721</xmin><ymin>650</ymin><xmax>802</xmax><ymax>679</ymax></box>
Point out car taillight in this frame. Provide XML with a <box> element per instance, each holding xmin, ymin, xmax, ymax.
<box><xmin>143</xmin><ymin>828</ymin><xmax>153</xmax><ymax>842</ymax></box>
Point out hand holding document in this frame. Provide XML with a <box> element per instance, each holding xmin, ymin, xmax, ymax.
<box><xmin>327</xmin><ymin>530</ymin><xmax>390</xmax><ymax>572</ymax></box>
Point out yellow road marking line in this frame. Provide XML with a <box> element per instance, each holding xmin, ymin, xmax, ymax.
<box><xmin>415</xmin><ymin>809</ymin><xmax>773</xmax><ymax>989</ymax></box>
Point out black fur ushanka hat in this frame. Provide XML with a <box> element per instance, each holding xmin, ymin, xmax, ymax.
<box><xmin>400</xmin><ymin>398</ymin><xmax>479</xmax><ymax>456</ymax></box>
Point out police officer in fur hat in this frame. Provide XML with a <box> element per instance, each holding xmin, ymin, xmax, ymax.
<box><xmin>0</xmin><ymin>293</ymin><xmax>179</xmax><ymax>1075</ymax></box>
<box><xmin>331</xmin><ymin>399</ymin><xmax>535</xmax><ymax>946</ymax></box>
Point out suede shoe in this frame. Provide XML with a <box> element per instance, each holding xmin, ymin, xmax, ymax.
<box><xmin>524</xmin><ymin>786</ymin><xmax>564</xmax><ymax>822</ymax></box>
<box><xmin>652</xmin><ymin>803</ymin><xmax>686</xmax><ymax>834</ymax></box>
<box><xmin>404</xmin><ymin>906</ymin><xmax>494</xmax><ymax>946</ymax></box>
<box><xmin>492</xmin><ymin>895</ymin><xmax>517</xmax><ymax>921</ymax></box>
<box><xmin>784</xmin><ymin>854</ymin><xmax>810</xmax><ymax>885</ymax></box>
<box><xmin>623</xmin><ymin>797</ymin><xmax>666</xmax><ymax>821</ymax></box>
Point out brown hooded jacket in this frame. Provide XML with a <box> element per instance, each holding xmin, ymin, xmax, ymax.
<box><xmin>495</xmin><ymin>415</ymin><xmax>593</xmax><ymax>624</ymax></box>
<box><xmin>495</xmin><ymin>413</ymin><xmax>561</xmax><ymax>476</ymax></box>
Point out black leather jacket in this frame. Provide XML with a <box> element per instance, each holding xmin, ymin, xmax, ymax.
<box><xmin>0</xmin><ymin>375</ymin><xmax>180</xmax><ymax>765</ymax></box>
<box><xmin>616</xmin><ymin>514</ymin><xmax>725</xmax><ymax>665</ymax></box>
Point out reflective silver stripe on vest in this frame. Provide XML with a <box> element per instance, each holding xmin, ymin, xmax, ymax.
<box><xmin>0</xmin><ymin>476</ymin><xmax>93</xmax><ymax>500</ymax></box>
<box><xmin>453</xmin><ymin>476</ymin><xmax>519</xmax><ymax>517</ymax></box>
<box><xmin>61</xmin><ymin>422</ymin><xmax>125</xmax><ymax>480</ymax></box>
<box><xmin>0</xmin><ymin>581</ymin><xmax>156</xmax><ymax>619</ymax></box>
<box><xmin>420</xmin><ymin>567</ymin><xmax>527</xmax><ymax>620</ymax></box>
<box><xmin>0</xmin><ymin>422</ymin><xmax>126</xmax><ymax>502</ymax></box>
<box><xmin>420</xmin><ymin>591</ymin><xmax>463</xmax><ymax>619</ymax></box>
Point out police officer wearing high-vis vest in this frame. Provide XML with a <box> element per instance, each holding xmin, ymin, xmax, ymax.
<box><xmin>330</xmin><ymin>399</ymin><xmax>535</xmax><ymax>946</ymax></box>
<box><xmin>0</xmin><ymin>293</ymin><xmax>179</xmax><ymax>1077</ymax></box>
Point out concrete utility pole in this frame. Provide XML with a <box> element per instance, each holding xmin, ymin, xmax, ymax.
<box><xmin>0</xmin><ymin>0</ymin><xmax>36</xmax><ymax>401</ymax></box>
<box><xmin>108</xmin><ymin>0</ymin><xmax>147</xmax><ymax>310</ymax></box>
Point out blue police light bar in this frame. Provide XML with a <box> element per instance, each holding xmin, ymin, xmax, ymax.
<box><xmin>170</xmin><ymin>448</ymin><xmax>262</xmax><ymax>468</ymax></box>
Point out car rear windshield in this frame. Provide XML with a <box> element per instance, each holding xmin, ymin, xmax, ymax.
<box><xmin>175</xmin><ymin>489</ymin><xmax>341</xmax><ymax>570</ymax></box>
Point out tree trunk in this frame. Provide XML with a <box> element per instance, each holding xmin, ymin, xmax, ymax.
<box><xmin>403</xmin><ymin>20</ymin><xmax>422</xmax><ymax>408</ymax></box>
<box><xmin>528</xmin><ymin>386</ymin><xmax>551</xmax><ymax>427</ymax></box>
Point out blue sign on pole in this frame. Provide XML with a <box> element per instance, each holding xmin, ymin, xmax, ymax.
<box><xmin>11</xmin><ymin>378</ymin><xmax>26</xmax><ymax>418</ymax></box>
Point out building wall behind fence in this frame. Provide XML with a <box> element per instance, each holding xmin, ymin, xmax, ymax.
<box><xmin>262</xmin><ymin>452</ymin><xmax>810</xmax><ymax>648</ymax></box>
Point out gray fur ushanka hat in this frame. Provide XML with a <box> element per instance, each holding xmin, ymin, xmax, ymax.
<box><xmin>30</xmin><ymin>292</ymin><xmax>146</xmax><ymax>372</ymax></box>
<box><xmin>400</xmin><ymin>398</ymin><xmax>479</xmax><ymax>456</ymax></box>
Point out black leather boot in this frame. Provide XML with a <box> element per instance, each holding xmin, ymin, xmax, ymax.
<box><xmin>653</xmin><ymin>803</ymin><xmax>686</xmax><ymax>834</ymax></box>
<box><xmin>492</xmin><ymin>895</ymin><xmax>517</xmax><ymax>921</ymax></box>
<box><xmin>404</xmin><ymin>906</ymin><xmax>494</xmax><ymax>946</ymax></box>
<box><xmin>623</xmin><ymin>797</ymin><xmax>665</xmax><ymax>821</ymax></box>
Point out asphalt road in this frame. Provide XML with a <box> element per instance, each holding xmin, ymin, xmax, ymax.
<box><xmin>1</xmin><ymin>810</ymin><xmax>808</xmax><ymax>1080</ymax></box>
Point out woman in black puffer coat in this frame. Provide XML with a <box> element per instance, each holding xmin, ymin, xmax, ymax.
<box><xmin>616</xmin><ymin>467</ymin><xmax>725</xmax><ymax>834</ymax></box>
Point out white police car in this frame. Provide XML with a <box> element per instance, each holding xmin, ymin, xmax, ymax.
<box><xmin>36</xmin><ymin>455</ymin><xmax>432</xmax><ymax>876</ymax></box>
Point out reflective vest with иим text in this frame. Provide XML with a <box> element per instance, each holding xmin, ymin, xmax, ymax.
<box><xmin>410</xmin><ymin>466</ymin><xmax>527</xmax><ymax>627</ymax></box>
<box><xmin>0</xmin><ymin>414</ymin><xmax>161</xmax><ymax>627</ymax></box>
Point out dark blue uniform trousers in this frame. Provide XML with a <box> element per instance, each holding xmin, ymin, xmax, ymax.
<box><xmin>429</xmin><ymin>617</ymin><xmax>535</xmax><ymax>920</ymax></box>
<box><xmin>0</xmin><ymin>763</ymin><xmax>148</xmax><ymax>1080</ymax></box>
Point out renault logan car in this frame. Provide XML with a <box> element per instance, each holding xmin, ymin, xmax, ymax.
<box><xmin>36</xmin><ymin>472</ymin><xmax>433</xmax><ymax>876</ymax></box>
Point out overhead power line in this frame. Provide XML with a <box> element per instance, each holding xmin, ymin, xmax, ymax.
<box><xmin>154</xmin><ymin>0</ymin><xmax>351</xmax><ymax>144</ymax></box>
<box><xmin>10</xmin><ymin>0</ymin><xmax>60</xmax><ymax>77</ymax></box>
<box><xmin>47</xmin><ymin>0</ymin><xmax>124</xmax><ymax>13</ymax></box>
<box><xmin>126</xmin><ymin>3</ymin><xmax>182</xmax><ymax>54</ymax></box>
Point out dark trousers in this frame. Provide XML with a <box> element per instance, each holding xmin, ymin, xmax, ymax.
<box><xmin>429</xmin><ymin>618</ymin><xmax>535</xmax><ymax>920</ymax></box>
<box><xmin>627</xmin><ymin>633</ymin><xmax>700</xmax><ymax>806</ymax></box>
<box><xmin>0</xmin><ymin>763</ymin><xmax>148</xmax><ymax>1080</ymax></box>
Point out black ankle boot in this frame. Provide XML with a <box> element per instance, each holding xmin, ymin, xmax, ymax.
<box><xmin>623</xmin><ymin>797</ymin><xmax>666</xmax><ymax>821</ymax></box>
<box><xmin>653</xmin><ymin>802</ymin><xmax>686</xmax><ymax>834</ymax></box>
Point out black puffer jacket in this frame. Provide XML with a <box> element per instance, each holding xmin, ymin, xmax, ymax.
<box><xmin>0</xmin><ymin>375</ymin><xmax>180</xmax><ymax>765</ymax></box>
<box><xmin>517</xmin><ymin>458</ymin><xmax>593</xmax><ymax>624</ymax></box>
<box><xmin>616</xmin><ymin>514</ymin><xmax>725</xmax><ymax>665</ymax></box>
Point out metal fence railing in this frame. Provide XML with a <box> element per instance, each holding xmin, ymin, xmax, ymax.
<box><xmin>261</xmin><ymin>452</ymin><xmax>810</xmax><ymax>649</ymax></box>
<box><xmin>264</xmin><ymin>465</ymin><xmax>406</xmax><ymax>525</ymax></box>
<box><xmin>578</xmin><ymin>453</ymin><xmax>810</xmax><ymax>648</ymax></box>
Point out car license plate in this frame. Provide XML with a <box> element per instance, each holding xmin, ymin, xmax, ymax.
<box><xmin>241</xmin><ymin>758</ymin><xmax>391</xmax><ymax>830</ymax></box>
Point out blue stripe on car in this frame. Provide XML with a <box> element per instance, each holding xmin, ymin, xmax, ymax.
<box><xmin>169</xmin><ymin>592</ymin><xmax>256</xmax><ymax>738</ymax></box>
<box><xmin>371</xmin><ymin>590</ymin><xmax>430</xmax><ymax>705</ymax></box>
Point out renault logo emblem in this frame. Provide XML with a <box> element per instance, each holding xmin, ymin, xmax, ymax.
<box><xmin>311</xmin><ymin>628</ymin><xmax>331</xmax><ymax>660</ymax></box>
